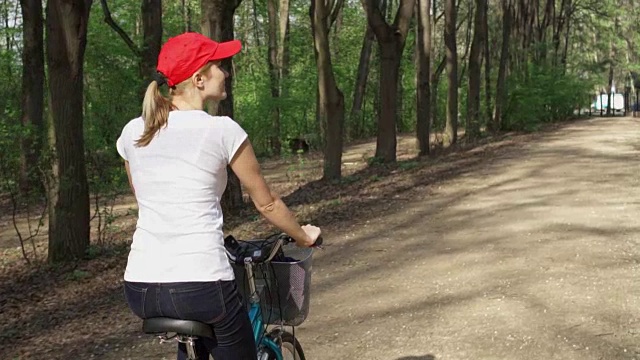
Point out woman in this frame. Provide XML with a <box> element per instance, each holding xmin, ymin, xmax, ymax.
<box><xmin>115</xmin><ymin>32</ymin><xmax>321</xmax><ymax>360</ymax></box>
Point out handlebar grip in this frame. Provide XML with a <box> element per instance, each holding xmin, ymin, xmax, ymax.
<box><xmin>312</xmin><ymin>236</ymin><xmax>323</xmax><ymax>248</ymax></box>
<box><xmin>280</xmin><ymin>233</ymin><xmax>323</xmax><ymax>248</ymax></box>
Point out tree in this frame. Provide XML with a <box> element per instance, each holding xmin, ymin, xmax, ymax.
<box><xmin>141</xmin><ymin>0</ymin><xmax>162</xmax><ymax>85</ymax></box>
<box><xmin>466</xmin><ymin>0</ymin><xmax>487</xmax><ymax>140</ymax></box>
<box><xmin>443</xmin><ymin>0</ymin><xmax>458</xmax><ymax>147</ymax></box>
<box><xmin>492</xmin><ymin>0</ymin><xmax>512</xmax><ymax>131</ymax></box>
<box><xmin>266</xmin><ymin>0</ymin><xmax>292</xmax><ymax>155</ymax></box>
<box><xmin>46</xmin><ymin>0</ymin><xmax>93</xmax><ymax>262</ymax></box>
<box><xmin>416</xmin><ymin>0</ymin><xmax>431</xmax><ymax>155</ymax></box>
<box><xmin>19</xmin><ymin>0</ymin><xmax>44</xmax><ymax>192</ymax></box>
<box><xmin>349</xmin><ymin>23</ymin><xmax>374</xmax><ymax>139</ymax></box>
<box><xmin>483</xmin><ymin>0</ymin><xmax>491</xmax><ymax>125</ymax></box>
<box><xmin>201</xmin><ymin>0</ymin><xmax>245</xmax><ymax>211</ymax></box>
<box><xmin>310</xmin><ymin>0</ymin><xmax>345</xmax><ymax>180</ymax></box>
<box><xmin>99</xmin><ymin>0</ymin><xmax>162</xmax><ymax>93</ymax></box>
<box><xmin>363</xmin><ymin>0</ymin><xmax>416</xmax><ymax>162</ymax></box>
<box><xmin>267</xmin><ymin>0</ymin><xmax>281</xmax><ymax>154</ymax></box>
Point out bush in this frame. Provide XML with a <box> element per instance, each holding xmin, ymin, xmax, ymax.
<box><xmin>503</xmin><ymin>64</ymin><xmax>594</xmax><ymax>131</ymax></box>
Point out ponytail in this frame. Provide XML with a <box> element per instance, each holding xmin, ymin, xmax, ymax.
<box><xmin>135</xmin><ymin>80</ymin><xmax>173</xmax><ymax>147</ymax></box>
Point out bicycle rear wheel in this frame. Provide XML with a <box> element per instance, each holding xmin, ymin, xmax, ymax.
<box><xmin>267</xmin><ymin>331</ymin><xmax>305</xmax><ymax>360</ymax></box>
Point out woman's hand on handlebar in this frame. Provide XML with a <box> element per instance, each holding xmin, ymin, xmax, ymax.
<box><xmin>298</xmin><ymin>224</ymin><xmax>321</xmax><ymax>248</ymax></box>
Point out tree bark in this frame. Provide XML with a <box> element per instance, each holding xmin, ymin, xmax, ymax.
<box><xmin>552</xmin><ymin>0</ymin><xmax>566</xmax><ymax>66</ymax></box>
<box><xmin>141</xmin><ymin>0</ymin><xmax>162</xmax><ymax>90</ymax></box>
<box><xmin>310</xmin><ymin>0</ymin><xmax>345</xmax><ymax>180</ymax></box>
<box><xmin>201</xmin><ymin>0</ymin><xmax>245</xmax><ymax>212</ymax></box>
<box><xmin>364</xmin><ymin>0</ymin><xmax>416</xmax><ymax>162</ymax></box>
<box><xmin>537</xmin><ymin>0</ymin><xmax>554</xmax><ymax>63</ymax></box>
<box><xmin>467</xmin><ymin>0</ymin><xmax>486</xmax><ymax>141</ymax></box>
<box><xmin>182</xmin><ymin>0</ymin><xmax>192</xmax><ymax>32</ymax></box>
<box><xmin>278</xmin><ymin>0</ymin><xmax>291</xmax><ymax>90</ymax></box>
<box><xmin>416</xmin><ymin>0</ymin><xmax>431</xmax><ymax>155</ymax></box>
<box><xmin>45</xmin><ymin>0</ymin><xmax>92</xmax><ymax>263</ymax></box>
<box><xmin>560</xmin><ymin>0</ymin><xmax>572</xmax><ymax>71</ymax></box>
<box><xmin>349</xmin><ymin>23</ymin><xmax>374</xmax><ymax>139</ymax></box>
<box><xmin>19</xmin><ymin>0</ymin><xmax>45</xmax><ymax>193</ymax></box>
<box><xmin>267</xmin><ymin>0</ymin><xmax>281</xmax><ymax>154</ymax></box>
<box><xmin>457</xmin><ymin>0</ymin><xmax>473</xmax><ymax>86</ymax></box>
<box><xmin>443</xmin><ymin>0</ymin><xmax>458</xmax><ymax>147</ymax></box>
<box><xmin>493</xmin><ymin>0</ymin><xmax>512</xmax><ymax>130</ymax></box>
<box><xmin>607</xmin><ymin>53</ymin><xmax>614</xmax><ymax>116</ymax></box>
<box><xmin>484</xmin><ymin>0</ymin><xmax>491</xmax><ymax>126</ymax></box>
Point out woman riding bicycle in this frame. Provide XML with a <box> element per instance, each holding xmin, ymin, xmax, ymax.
<box><xmin>115</xmin><ymin>32</ymin><xmax>321</xmax><ymax>360</ymax></box>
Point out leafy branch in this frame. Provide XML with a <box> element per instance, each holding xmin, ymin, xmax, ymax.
<box><xmin>99</xmin><ymin>0</ymin><xmax>141</xmax><ymax>57</ymax></box>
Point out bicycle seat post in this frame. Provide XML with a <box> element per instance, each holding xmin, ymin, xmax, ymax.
<box><xmin>185</xmin><ymin>337</ymin><xmax>197</xmax><ymax>360</ymax></box>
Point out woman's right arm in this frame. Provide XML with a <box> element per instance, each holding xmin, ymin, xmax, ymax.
<box><xmin>229</xmin><ymin>139</ymin><xmax>321</xmax><ymax>247</ymax></box>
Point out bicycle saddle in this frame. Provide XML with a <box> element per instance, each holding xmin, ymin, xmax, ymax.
<box><xmin>143</xmin><ymin>317</ymin><xmax>213</xmax><ymax>338</ymax></box>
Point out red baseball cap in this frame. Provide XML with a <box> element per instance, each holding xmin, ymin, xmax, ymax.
<box><xmin>156</xmin><ymin>32</ymin><xmax>242</xmax><ymax>87</ymax></box>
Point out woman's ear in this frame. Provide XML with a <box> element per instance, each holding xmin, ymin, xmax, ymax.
<box><xmin>192</xmin><ymin>72</ymin><xmax>205</xmax><ymax>88</ymax></box>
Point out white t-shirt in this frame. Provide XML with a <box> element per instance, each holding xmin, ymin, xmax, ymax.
<box><xmin>116</xmin><ymin>110</ymin><xmax>248</xmax><ymax>283</ymax></box>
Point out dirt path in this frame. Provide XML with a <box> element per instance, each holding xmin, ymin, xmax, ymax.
<box><xmin>299</xmin><ymin>117</ymin><xmax>640</xmax><ymax>360</ymax></box>
<box><xmin>2</xmin><ymin>117</ymin><xmax>639</xmax><ymax>360</ymax></box>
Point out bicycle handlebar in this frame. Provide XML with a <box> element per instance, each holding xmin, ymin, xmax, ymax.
<box><xmin>279</xmin><ymin>234</ymin><xmax>324</xmax><ymax>247</ymax></box>
<box><xmin>264</xmin><ymin>234</ymin><xmax>323</xmax><ymax>262</ymax></box>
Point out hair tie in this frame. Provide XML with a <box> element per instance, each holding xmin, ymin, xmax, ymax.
<box><xmin>153</xmin><ymin>71</ymin><xmax>168</xmax><ymax>87</ymax></box>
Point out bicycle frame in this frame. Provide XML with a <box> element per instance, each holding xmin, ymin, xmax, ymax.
<box><xmin>245</xmin><ymin>261</ymin><xmax>284</xmax><ymax>360</ymax></box>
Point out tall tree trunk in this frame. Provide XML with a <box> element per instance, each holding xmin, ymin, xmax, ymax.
<box><xmin>467</xmin><ymin>0</ymin><xmax>486</xmax><ymax>141</ymax></box>
<box><xmin>252</xmin><ymin>0</ymin><xmax>261</xmax><ymax>46</ymax></box>
<box><xmin>397</xmin><ymin>63</ymin><xmax>404</xmax><ymax>131</ymax></box>
<box><xmin>141</xmin><ymin>0</ymin><xmax>162</xmax><ymax>85</ymax></box>
<box><xmin>201</xmin><ymin>0</ymin><xmax>244</xmax><ymax>212</ymax></box>
<box><xmin>416</xmin><ymin>0</ymin><xmax>431</xmax><ymax>155</ymax></box>
<box><xmin>607</xmin><ymin>52</ymin><xmax>614</xmax><ymax>116</ymax></box>
<box><xmin>182</xmin><ymin>0</ymin><xmax>192</xmax><ymax>32</ymax></box>
<box><xmin>267</xmin><ymin>0</ymin><xmax>281</xmax><ymax>154</ymax></box>
<box><xmin>443</xmin><ymin>0</ymin><xmax>458</xmax><ymax>147</ymax></box>
<box><xmin>45</xmin><ymin>0</ymin><xmax>92</xmax><ymax>263</ymax></box>
<box><xmin>310</xmin><ymin>0</ymin><xmax>345</xmax><ymax>180</ymax></box>
<box><xmin>537</xmin><ymin>0</ymin><xmax>553</xmax><ymax>63</ymax></box>
<box><xmin>429</xmin><ymin>0</ymin><xmax>439</xmax><ymax>134</ymax></box>
<box><xmin>484</xmin><ymin>0</ymin><xmax>491</xmax><ymax>127</ymax></box>
<box><xmin>552</xmin><ymin>0</ymin><xmax>566</xmax><ymax>66</ymax></box>
<box><xmin>364</xmin><ymin>0</ymin><xmax>416</xmax><ymax>162</ymax></box>
<box><xmin>560</xmin><ymin>0</ymin><xmax>571</xmax><ymax>71</ymax></box>
<box><xmin>457</xmin><ymin>0</ymin><xmax>473</xmax><ymax>86</ymax></box>
<box><xmin>349</xmin><ymin>23</ymin><xmax>374</xmax><ymax>139</ymax></box>
<box><xmin>493</xmin><ymin>0</ymin><xmax>512</xmax><ymax>130</ymax></box>
<box><xmin>19</xmin><ymin>0</ymin><xmax>45</xmax><ymax>193</ymax></box>
<box><xmin>332</xmin><ymin>0</ymin><xmax>343</xmax><ymax>60</ymax></box>
<box><xmin>278</xmin><ymin>0</ymin><xmax>291</xmax><ymax>90</ymax></box>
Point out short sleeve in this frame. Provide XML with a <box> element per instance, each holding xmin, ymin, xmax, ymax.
<box><xmin>221</xmin><ymin>117</ymin><xmax>248</xmax><ymax>163</ymax></box>
<box><xmin>116</xmin><ymin>125</ymin><xmax>129</xmax><ymax>161</ymax></box>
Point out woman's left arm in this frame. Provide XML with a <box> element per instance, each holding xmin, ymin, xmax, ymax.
<box><xmin>124</xmin><ymin>160</ymin><xmax>135</xmax><ymax>196</ymax></box>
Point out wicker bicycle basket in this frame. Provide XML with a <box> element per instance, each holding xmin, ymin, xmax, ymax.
<box><xmin>231</xmin><ymin>244</ymin><xmax>313</xmax><ymax>326</ymax></box>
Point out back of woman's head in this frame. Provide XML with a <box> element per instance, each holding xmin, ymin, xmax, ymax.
<box><xmin>136</xmin><ymin>63</ymin><xmax>215</xmax><ymax>147</ymax></box>
<box><xmin>135</xmin><ymin>32</ymin><xmax>242</xmax><ymax>147</ymax></box>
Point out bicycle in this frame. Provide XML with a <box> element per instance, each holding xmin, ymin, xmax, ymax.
<box><xmin>140</xmin><ymin>233</ymin><xmax>322</xmax><ymax>359</ymax></box>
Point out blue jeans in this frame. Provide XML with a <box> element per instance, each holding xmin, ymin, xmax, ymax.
<box><xmin>124</xmin><ymin>280</ymin><xmax>257</xmax><ymax>360</ymax></box>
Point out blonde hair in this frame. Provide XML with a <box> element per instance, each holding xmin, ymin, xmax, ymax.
<box><xmin>136</xmin><ymin>62</ymin><xmax>215</xmax><ymax>147</ymax></box>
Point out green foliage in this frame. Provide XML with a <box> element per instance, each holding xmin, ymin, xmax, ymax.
<box><xmin>0</xmin><ymin>0</ymin><xmax>636</xmax><ymax>239</ymax></box>
<box><xmin>503</xmin><ymin>64</ymin><xmax>594</xmax><ymax>131</ymax></box>
<box><xmin>366</xmin><ymin>156</ymin><xmax>386</xmax><ymax>166</ymax></box>
<box><xmin>398</xmin><ymin>160</ymin><xmax>419</xmax><ymax>171</ymax></box>
<box><xmin>67</xmin><ymin>269</ymin><xmax>92</xmax><ymax>281</ymax></box>
<box><xmin>0</xmin><ymin>121</ymin><xmax>21</xmax><ymax>194</ymax></box>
